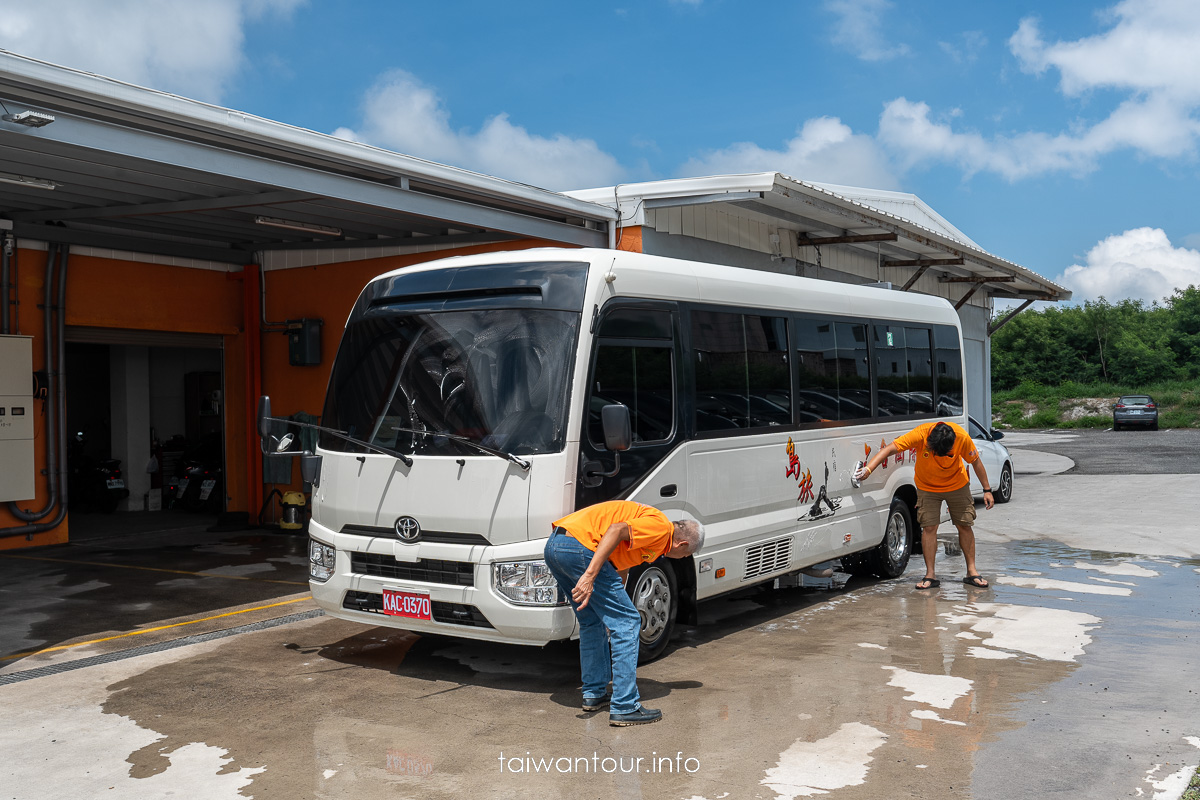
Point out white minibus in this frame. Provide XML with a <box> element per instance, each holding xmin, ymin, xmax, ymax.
<box><xmin>264</xmin><ymin>248</ymin><xmax>966</xmax><ymax>661</ymax></box>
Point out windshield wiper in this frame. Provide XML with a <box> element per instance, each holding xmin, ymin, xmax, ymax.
<box><xmin>391</xmin><ymin>426</ymin><xmax>531</xmax><ymax>471</ymax></box>
<box><xmin>267</xmin><ymin>417</ymin><xmax>413</xmax><ymax>467</ymax></box>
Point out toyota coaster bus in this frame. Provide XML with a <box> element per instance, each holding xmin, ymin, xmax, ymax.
<box><xmin>262</xmin><ymin>247</ymin><xmax>966</xmax><ymax>661</ymax></box>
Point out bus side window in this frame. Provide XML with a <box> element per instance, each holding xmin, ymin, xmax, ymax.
<box><xmin>833</xmin><ymin>322</ymin><xmax>872</xmax><ymax>422</ymax></box>
<box><xmin>692</xmin><ymin>309</ymin><xmax>749</xmax><ymax>431</ymax></box>
<box><xmin>794</xmin><ymin>317</ymin><xmax>840</xmax><ymax>423</ymax></box>
<box><xmin>590</xmin><ymin>306</ymin><xmax>675</xmax><ymax>446</ymax></box>
<box><xmin>933</xmin><ymin>324</ymin><xmax>963</xmax><ymax>416</ymax></box>
<box><xmin>589</xmin><ymin>345</ymin><xmax>674</xmax><ymax>445</ymax></box>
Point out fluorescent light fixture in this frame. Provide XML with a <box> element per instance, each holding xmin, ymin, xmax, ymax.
<box><xmin>2</xmin><ymin>110</ymin><xmax>55</xmax><ymax>128</ymax></box>
<box><xmin>0</xmin><ymin>171</ymin><xmax>58</xmax><ymax>190</ymax></box>
<box><xmin>255</xmin><ymin>215</ymin><xmax>341</xmax><ymax>236</ymax></box>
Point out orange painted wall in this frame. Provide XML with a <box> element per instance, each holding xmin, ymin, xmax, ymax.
<box><xmin>1</xmin><ymin>247</ymin><xmax>248</xmax><ymax>549</ymax></box>
<box><xmin>616</xmin><ymin>225</ymin><xmax>643</xmax><ymax>253</ymax></box>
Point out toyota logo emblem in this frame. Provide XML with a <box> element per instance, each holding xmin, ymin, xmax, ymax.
<box><xmin>394</xmin><ymin>516</ymin><xmax>421</xmax><ymax>543</ymax></box>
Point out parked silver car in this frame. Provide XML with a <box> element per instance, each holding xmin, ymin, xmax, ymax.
<box><xmin>967</xmin><ymin>416</ymin><xmax>1013</xmax><ymax>503</ymax></box>
<box><xmin>1113</xmin><ymin>395</ymin><xmax>1159</xmax><ymax>431</ymax></box>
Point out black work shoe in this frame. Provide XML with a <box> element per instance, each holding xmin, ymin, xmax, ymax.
<box><xmin>609</xmin><ymin>706</ymin><xmax>663</xmax><ymax>727</ymax></box>
<box><xmin>582</xmin><ymin>692</ymin><xmax>611</xmax><ymax>712</ymax></box>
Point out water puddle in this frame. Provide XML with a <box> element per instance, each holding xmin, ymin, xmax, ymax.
<box><xmin>761</xmin><ymin>722</ymin><xmax>887</xmax><ymax>799</ymax></box>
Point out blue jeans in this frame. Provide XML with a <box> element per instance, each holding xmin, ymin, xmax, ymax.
<box><xmin>543</xmin><ymin>530</ymin><xmax>642</xmax><ymax>715</ymax></box>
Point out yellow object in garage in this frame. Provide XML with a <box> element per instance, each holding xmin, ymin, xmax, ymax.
<box><xmin>280</xmin><ymin>491</ymin><xmax>307</xmax><ymax>530</ymax></box>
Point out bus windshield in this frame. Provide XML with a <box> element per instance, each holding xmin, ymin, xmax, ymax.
<box><xmin>320</xmin><ymin>308</ymin><xmax>579</xmax><ymax>458</ymax></box>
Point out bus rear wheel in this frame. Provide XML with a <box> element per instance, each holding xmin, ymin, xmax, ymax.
<box><xmin>627</xmin><ymin>561</ymin><xmax>677</xmax><ymax>664</ymax></box>
<box><xmin>843</xmin><ymin>498</ymin><xmax>913</xmax><ymax>579</ymax></box>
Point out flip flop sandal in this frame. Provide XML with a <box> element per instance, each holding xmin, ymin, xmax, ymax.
<box><xmin>962</xmin><ymin>575</ymin><xmax>990</xmax><ymax>588</ymax></box>
<box><xmin>915</xmin><ymin>577</ymin><xmax>940</xmax><ymax>590</ymax></box>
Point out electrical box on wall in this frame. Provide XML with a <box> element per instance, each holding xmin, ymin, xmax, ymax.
<box><xmin>288</xmin><ymin>318</ymin><xmax>322</xmax><ymax>367</ymax></box>
<box><xmin>0</xmin><ymin>334</ymin><xmax>36</xmax><ymax>502</ymax></box>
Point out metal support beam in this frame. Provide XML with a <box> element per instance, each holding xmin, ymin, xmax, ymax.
<box><xmin>10</xmin><ymin>190</ymin><xmax>316</xmax><ymax>223</ymax></box>
<box><xmin>11</xmin><ymin>221</ymin><xmax>246</xmax><ymax>264</ymax></box>
<box><xmin>886</xmin><ymin>258</ymin><xmax>964</xmax><ymax>268</ymax></box>
<box><xmin>988</xmin><ymin>299</ymin><xmax>1036</xmax><ymax>336</ymax></box>
<box><xmin>799</xmin><ymin>232</ymin><xmax>897</xmax><ymax>246</ymax></box>
<box><xmin>939</xmin><ymin>275</ymin><xmax>1016</xmax><ymax>284</ymax></box>
<box><xmin>247</xmin><ymin>231</ymin><xmax>516</xmax><ymax>252</ymax></box>
<box><xmin>900</xmin><ymin>264</ymin><xmax>931</xmax><ymax>292</ymax></box>
<box><xmin>954</xmin><ymin>283</ymin><xmax>983</xmax><ymax>310</ymax></box>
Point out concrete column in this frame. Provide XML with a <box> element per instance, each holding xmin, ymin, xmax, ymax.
<box><xmin>109</xmin><ymin>345</ymin><xmax>151</xmax><ymax>512</ymax></box>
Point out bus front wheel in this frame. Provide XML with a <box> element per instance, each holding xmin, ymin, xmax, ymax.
<box><xmin>627</xmin><ymin>561</ymin><xmax>677</xmax><ymax>664</ymax></box>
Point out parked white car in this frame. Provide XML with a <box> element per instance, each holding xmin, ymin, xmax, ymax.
<box><xmin>967</xmin><ymin>416</ymin><xmax>1013</xmax><ymax>503</ymax></box>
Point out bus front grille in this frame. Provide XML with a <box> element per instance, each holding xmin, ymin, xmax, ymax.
<box><xmin>342</xmin><ymin>590</ymin><xmax>495</xmax><ymax>628</ymax></box>
<box><xmin>350</xmin><ymin>552</ymin><xmax>475</xmax><ymax>586</ymax></box>
<box><xmin>744</xmin><ymin>536</ymin><xmax>793</xmax><ymax>580</ymax></box>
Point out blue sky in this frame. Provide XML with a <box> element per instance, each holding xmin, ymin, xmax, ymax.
<box><xmin>3</xmin><ymin>0</ymin><xmax>1200</xmax><ymax>306</ymax></box>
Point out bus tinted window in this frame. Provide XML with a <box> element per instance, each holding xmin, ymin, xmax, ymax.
<box><xmin>834</xmin><ymin>322</ymin><xmax>872</xmax><ymax>421</ymax></box>
<box><xmin>692</xmin><ymin>310</ymin><xmax>790</xmax><ymax>431</ymax></box>
<box><xmin>598</xmin><ymin>307</ymin><xmax>673</xmax><ymax>340</ymax></box>
<box><xmin>874</xmin><ymin>324</ymin><xmax>908</xmax><ymax>416</ymax></box>
<box><xmin>794</xmin><ymin>318</ymin><xmax>841</xmax><ymax>424</ymax></box>
<box><xmin>874</xmin><ymin>325</ymin><xmax>934</xmax><ymax>418</ymax></box>
<box><xmin>747</xmin><ymin>315</ymin><xmax>790</xmax><ymax>425</ymax></box>
<box><xmin>934</xmin><ymin>324</ymin><xmax>963</xmax><ymax>416</ymax></box>
<box><xmin>589</xmin><ymin>344</ymin><xmax>674</xmax><ymax>445</ymax></box>
<box><xmin>906</xmin><ymin>327</ymin><xmax>934</xmax><ymax>415</ymax></box>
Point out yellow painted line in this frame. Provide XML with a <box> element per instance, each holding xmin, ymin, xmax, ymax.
<box><xmin>0</xmin><ymin>553</ymin><xmax>307</xmax><ymax>586</ymax></box>
<box><xmin>1</xmin><ymin>596</ymin><xmax>314</xmax><ymax>661</ymax></box>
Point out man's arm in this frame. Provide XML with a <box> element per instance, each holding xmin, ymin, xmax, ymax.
<box><xmin>971</xmin><ymin>459</ymin><xmax>994</xmax><ymax>509</ymax></box>
<box><xmin>573</xmin><ymin>522</ymin><xmax>631</xmax><ymax>609</ymax></box>
<box><xmin>856</xmin><ymin>442</ymin><xmax>899</xmax><ymax>480</ymax></box>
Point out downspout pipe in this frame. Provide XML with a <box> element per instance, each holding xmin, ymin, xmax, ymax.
<box><xmin>1</xmin><ymin>234</ymin><xmax>11</xmax><ymax>333</ymax></box>
<box><xmin>2</xmin><ymin>244</ymin><xmax>69</xmax><ymax>537</ymax></box>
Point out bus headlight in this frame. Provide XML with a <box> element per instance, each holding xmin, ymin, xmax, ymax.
<box><xmin>492</xmin><ymin>560</ymin><xmax>565</xmax><ymax>606</ymax></box>
<box><xmin>309</xmin><ymin>539</ymin><xmax>335</xmax><ymax>582</ymax></box>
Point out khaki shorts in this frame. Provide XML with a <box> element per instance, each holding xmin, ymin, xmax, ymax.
<box><xmin>916</xmin><ymin>484</ymin><xmax>976</xmax><ymax>529</ymax></box>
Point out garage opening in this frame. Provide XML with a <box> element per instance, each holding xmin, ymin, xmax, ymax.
<box><xmin>65</xmin><ymin>328</ymin><xmax>224</xmax><ymax>540</ymax></box>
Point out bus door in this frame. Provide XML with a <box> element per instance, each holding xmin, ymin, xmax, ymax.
<box><xmin>576</xmin><ymin>302</ymin><xmax>683</xmax><ymax>508</ymax></box>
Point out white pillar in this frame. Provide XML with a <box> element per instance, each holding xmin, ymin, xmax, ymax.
<box><xmin>109</xmin><ymin>345</ymin><xmax>152</xmax><ymax>512</ymax></box>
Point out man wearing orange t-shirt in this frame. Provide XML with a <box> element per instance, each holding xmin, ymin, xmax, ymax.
<box><xmin>854</xmin><ymin>421</ymin><xmax>993</xmax><ymax>590</ymax></box>
<box><xmin>544</xmin><ymin>500</ymin><xmax>704</xmax><ymax>726</ymax></box>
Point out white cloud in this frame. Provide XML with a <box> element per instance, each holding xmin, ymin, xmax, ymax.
<box><xmin>678</xmin><ymin>116</ymin><xmax>902</xmax><ymax>188</ymax></box>
<box><xmin>877</xmin><ymin>1</ymin><xmax>1200</xmax><ymax>181</ymax></box>
<box><xmin>0</xmin><ymin>0</ymin><xmax>303</xmax><ymax>103</ymax></box>
<box><xmin>333</xmin><ymin>70</ymin><xmax>625</xmax><ymax>192</ymax></box>
<box><xmin>1056</xmin><ymin>227</ymin><xmax>1200</xmax><ymax>303</ymax></box>
<box><xmin>1010</xmin><ymin>0</ymin><xmax>1200</xmax><ymax>100</ymax></box>
<box><xmin>825</xmin><ymin>0</ymin><xmax>910</xmax><ymax>62</ymax></box>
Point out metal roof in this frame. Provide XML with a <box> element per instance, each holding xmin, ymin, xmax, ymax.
<box><xmin>0</xmin><ymin>50</ymin><xmax>614</xmax><ymax>266</ymax></box>
<box><xmin>569</xmin><ymin>173</ymin><xmax>1070</xmax><ymax>302</ymax></box>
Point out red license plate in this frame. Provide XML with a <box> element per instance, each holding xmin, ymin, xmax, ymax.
<box><xmin>381</xmin><ymin>588</ymin><xmax>432</xmax><ymax>620</ymax></box>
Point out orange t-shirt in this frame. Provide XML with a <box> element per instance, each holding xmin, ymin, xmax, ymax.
<box><xmin>553</xmin><ymin>501</ymin><xmax>674</xmax><ymax>572</ymax></box>
<box><xmin>892</xmin><ymin>421</ymin><xmax>978</xmax><ymax>493</ymax></box>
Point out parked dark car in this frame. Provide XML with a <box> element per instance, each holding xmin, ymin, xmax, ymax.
<box><xmin>1113</xmin><ymin>395</ymin><xmax>1158</xmax><ymax>431</ymax></box>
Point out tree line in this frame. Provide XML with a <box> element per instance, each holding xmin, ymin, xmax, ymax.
<box><xmin>990</xmin><ymin>285</ymin><xmax>1200</xmax><ymax>389</ymax></box>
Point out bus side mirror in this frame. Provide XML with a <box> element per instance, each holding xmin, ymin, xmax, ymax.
<box><xmin>301</xmin><ymin>451</ymin><xmax>323</xmax><ymax>488</ymax></box>
<box><xmin>585</xmin><ymin>405</ymin><xmax>632</xmax><ymax>482</ymax></box>
<box><xmin>257</xmin><ymin>395</ymin><xmax>273</xmax><ymax>439</ymax></box>
<box><xmin>601</xmin><ymin>404</ymin><xmax>632</xmax><ymax>452</ymax></box>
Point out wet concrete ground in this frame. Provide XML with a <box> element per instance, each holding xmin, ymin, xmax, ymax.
<box><xmin>2</xmin><ymin>432</ymin><xmax>1199</xmax><ymax>800</ymax></box>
